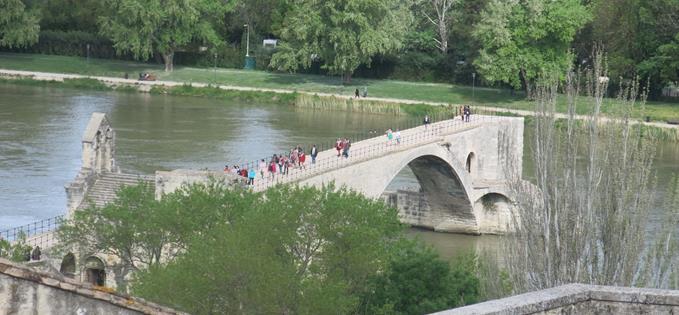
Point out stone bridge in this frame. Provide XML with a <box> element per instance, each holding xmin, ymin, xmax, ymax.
<box><xmin>243</xmin><ymin>114</ymin><xmax>524</xmax><ymax>234</ymax></box>
<box><xmin>73</xmin><ymin>112</ymin><xmax>524</xmax><ymax>236</ymax></box>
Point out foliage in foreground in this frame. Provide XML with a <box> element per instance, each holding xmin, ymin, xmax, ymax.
<box><xmin>359</xmin><ymin>240</ymin><xmax>479</xmax><ymax>315</ymax></box>
<box><xmin>59</xmin><ymin>181</ymin><xmax>478</xmax><ymax>314</ymax></box>
<box><xmin>0</xmin><ymin>236</ymin><xmax>32</xmax><ymax>262</ymax></box>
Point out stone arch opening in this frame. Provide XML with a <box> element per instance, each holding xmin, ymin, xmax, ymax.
<box><xmin>83</xmin><ymin>256</ymin><xmax>106</xmax><ymax>286</ymax></box>
<box><xmin>466</xmin><ymin>152</ymin><xmax>475</xmax><ymax>174</ymax></box>
<box><xmin>60</xmin><ymin>253</ymin><xmax>76</xmax><ymax>278</ymax></box>
<box><xmin>473</xmin><ymin>193</ymin><xmax>513</xmax><ymax>234</ymax></box>
<box><xmin>383</xmin><ymin>154</ymin><xmax>477</xmax><ymax>234</ymax></box>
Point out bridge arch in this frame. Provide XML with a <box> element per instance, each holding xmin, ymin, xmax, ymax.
<box><xmin>59</xmin><ymin>253</ymin><xmax>76</xmax><ymax>278</ymax></box>
<box><xmin>472</xmin><ymin>192</ymin><xmax>514</xmax><ymax>234</ymax></box>
<box><xmin>377</xmin><ymin>144</ymin><xmax>480</xmax><ymax>234</ymax></box>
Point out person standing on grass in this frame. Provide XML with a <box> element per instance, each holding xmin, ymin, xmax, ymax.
<box><xmin>423</xmin><ymin>115</ymin><xmax>431</xmax><ymax>130</ymax></box>
<box><xmin>311</xmin><ymin>144</ymin><xmax>318</xmax><ymax>164</ymax></box>
<box><xmin>395</xmin><ymin>129</ymin><xmax>402</xmax><ymax>145</ymax></box>
<box><xmin>248</xmin><ymin>168</ymin><xmax>256</xmax><ymax>185</ymax></box>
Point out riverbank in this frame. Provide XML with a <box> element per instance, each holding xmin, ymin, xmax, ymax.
<box><xmin>1</xmin><ymin>52</ymin><xmax>678</xmax><ymax>122</ymax></box>
<box><xmin>1</xmin><ymin>68</ymin><xmax>678</xmax><ymax>140</ymax></box>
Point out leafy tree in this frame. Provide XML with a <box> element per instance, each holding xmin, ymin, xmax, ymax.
<box><xmin>359</xmin><ymin>239</ymin><xmax>480</xmax><ymax>315</ymax></box>
<box><xmin>270</xmin><ymin>0</ymin><xmax>411</xmax><ymax>83</ymax></box>
<box><xmin>420</xmin><ymin>0</ymin><xmax>458</xmax><ymax>54</ymax></box>
<box><xmin>0</xmin><ymin>0</ymin><xmax>40</xmax><ymax>48</ymax></box>
<box><xmin>132</xmin><ymin>183</ymin><xmax>403</xmax><ymax>314</ymax></box>
<box><xmin>97</xmin><ymin>0</ymin><xmax>232</xmax><ymax>71</ymax></box>
<box><xmin>0</xmin><ymin>234</ymin><xmax>32</xmax><ymax>262</ymax></box>
<box><xmin>472</xmin><ymin>0</ymin><xmax>591</xmax><ymax>97</ymax></box>
<box><xmin>57</xmin><ymin>180</ymin><xmax>260</xmax><ymax>290</ymax></box>
<box><xmin>39</xmin><ymin>0</ymin><xmax>103</xmax><ymax>32</ymax></box>
<box><xmin>587</xmin><ymin>0</ymin><xmax>679</xmax><ymax>98</ymax></box>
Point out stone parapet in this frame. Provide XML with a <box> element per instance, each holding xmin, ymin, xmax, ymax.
<box><xmin>431</xmin><ymin>283</ymin><xmax>679</xmax><ymax>314</ymax></box>
<box><xmin>0</xmin><ymin>258</ymin><xmax>185</xmax><ymax>315</ymax></box>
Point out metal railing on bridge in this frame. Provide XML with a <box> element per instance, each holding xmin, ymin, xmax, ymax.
<box><xmin>0</xmin><ymin>215</ymin><xmax>64</xmax><ymax>249</ymax></box>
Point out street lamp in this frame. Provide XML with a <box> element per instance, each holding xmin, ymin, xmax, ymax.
<box><xmin>244</xmin><ymin>24</ymin><xmax>250</xmax><ymax>57</ymax></box>
<box><xmin>86</xmin><ymin>44</ymin><xmax>90</xmax><ymax>63</ymax></box>
<box><xmin>213</xmin><ymin>52</ymin><xmax>218</xmax><ymax>83</ymax></box>
<box><xmin>472</xmin><ymin>72</ymin><xmax>476</xmax><ymax>103</ymax></box>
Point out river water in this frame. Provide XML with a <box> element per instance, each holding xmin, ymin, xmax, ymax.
<box><xmin>1</xmin><ymin>83</ymin><xmax>678</xmax><ymax>260</ymax></box>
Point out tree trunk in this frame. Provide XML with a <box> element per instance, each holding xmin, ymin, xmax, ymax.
<box><xmin>520</xmin><ymin>69</ymin><xmax>534</xmax><ymax>100</ymax></box>
<box><xmin>438</xmin><ymin>21</ymin><xmax>448</xmax><ymax>53</ymax></box>
<box><xmin>162</xmin><ymin>52</ymin><xmax>174</xmax><ymax>72</ymax></box>
<box><xmin>342</xmin><ymin>71</ymin><xmax>352</xmax><ymax>84</ymax></box>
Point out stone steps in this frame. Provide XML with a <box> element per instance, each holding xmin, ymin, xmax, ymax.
<box><xmin>77</xmin><ymin>173</ymin><xmax>154</xmax><ymax>209</ymax></box>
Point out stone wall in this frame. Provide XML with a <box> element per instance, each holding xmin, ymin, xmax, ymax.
<box><xmin>383</xmin><ymin>190</ymin><xmax>433</xmax><ymax>228</ymax></box>
<box><xmin>432</xmin><ymin>283</ymin><xmax>679</xmax><ymax>315</ymax></box>
<box><xmin>0</xmin><ymin>258</ymin><xmax>184</xmax><ymax>315</ymax></box>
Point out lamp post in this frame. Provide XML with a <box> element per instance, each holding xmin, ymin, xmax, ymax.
<box><xmin>213</xmin><ymin>52</ymin><xmax>218</xmax><ymax>83</ymax></box>
<box><xmin>244</xmin><ymin>24</ymin><xmax>250</xmax><ymax>57</ymax></box>
<box><xmin>86</xmin><ymin>44</ymin><xmax>90</xmax><ymax>63</ymax></box>
<box><xmin>472</xmin><ymin>72</ymin><xmax>476</xmax><ymax>103</ymax></box>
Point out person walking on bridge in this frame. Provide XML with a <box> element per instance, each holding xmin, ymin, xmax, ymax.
<box><xmin>258</xmin><ymin>159</ymin><xmax>267</xmax><ymax>179</ymax></box>
<box><xmin>342</xmin><ymin>140</ymin><xmax>351</xmax><ymax>158</ymax></box>
<box><xmin>336</xmin><ymin>138</ymin><xmax>344</xmax><ymax>157</ymax></box>
<box><xmin>423</xmin><ymin>115</ymin><xmax>431</xmax><ymax>130</ymax></box>
<box><xmin>310</xmin><ymin>144</ymin><xmax>318</xmax><ymax>164</ymax></box>
<box><xmin>464</xmin><ymin>105</ymin><xmax>471</xmax><ymax>122</ymax></box>
<box><xmin>299</xmin><ymin>150</ymin><xmax>306</xmax><ymax>169</ymax></box>
<box><xmin>247</xmin><ymin>168</ymin><xmax>256</xmax><ymax>186</ymax></box>
<box><xmin>395</xmin><ymin>129</ymin><xmax>402</xmax><ymax>145</ymax></box>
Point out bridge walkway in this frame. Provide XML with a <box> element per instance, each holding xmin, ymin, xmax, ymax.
<box><xmin>252</xmin><ymin>115</ymin><xmax>501</xmax><ymax>192</ymax></box>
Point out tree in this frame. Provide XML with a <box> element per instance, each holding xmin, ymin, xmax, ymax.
<box><xmin>359</xmin><ymin>239</ymin><xmax>479</xmax><ymax>315</ymax></box>
<box><xmin>132</xmin><ymin>184</ymin><xmax>403</xmax><ymax>314</ymax></box>
<box><xmin>472</xmin><ymin>0</ymin><xmax>591</xmax><ymax>97</ymax></box>
<box><xmin>421</xmin><ymin>0</ymin><xmax>457</xmax><ymax>54</ymax></box>
<box><xmin>97</xmin><ymin>0</ymin><xmax>231</xmax><ymax>71</ymax></box>
<box><xmin>0</xmin><ymin>234</ymin><xmax>32</xmax><ymax>262</ymax></box>
<box><xmin>270</xmin><ymin>0</ymin><xmax>411</xmax><ymax>83</ymax></box>
<box><xmin>0</xmin><ymin>0</ymin><xmax>40</xmax><ymax>48</ymax></box>
<box><xmin>489</xmin><ymin>49</ymin><xmax>679</xmax><ymax>294</ymax></box>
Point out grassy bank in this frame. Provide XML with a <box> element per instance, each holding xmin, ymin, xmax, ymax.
<box><xmin>0</xmin><ymin>52</ymin><xmax>677</xmax><ymax>122</ymax></box>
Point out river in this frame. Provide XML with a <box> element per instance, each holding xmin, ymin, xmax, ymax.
<box><xmin>1</xmin><ymin>83</ymin><xmax>678</xmax><ymax>260</ymax></box>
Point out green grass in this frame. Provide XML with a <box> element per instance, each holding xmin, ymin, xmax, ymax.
<box><xmin>0</xmin><ymin>52</ymin><xmax>677</xmax><ymax>122</ymax></box>
<box><xmin>150</xmin><ymin>84</ymin><xmax>298</xmax><ymax>105</ymax></box>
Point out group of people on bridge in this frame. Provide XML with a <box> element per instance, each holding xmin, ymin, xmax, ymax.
<box><xmin>222</xmin><ymin>106</ymin><xmax>473</xmax><ymax>186</ymax></box>
<box><xmin>224</xmin><ymin>144</ymin><xmax>321</xmax><ymax>186</ymax></box>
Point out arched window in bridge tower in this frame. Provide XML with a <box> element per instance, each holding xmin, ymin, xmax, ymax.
<box><xmin>83</xmin><ymin>256</ymin><xmax>106</xmax><ymax>286</ymax></box>
<box><xmin>466</xmin><ymin>152</ymin><xmax>476</xmax><ymax>174</ymax></box>
<box><xmin>59</xmin><ymin>253</ymin><xmax>76</xmax><ymax>278</ymax></box>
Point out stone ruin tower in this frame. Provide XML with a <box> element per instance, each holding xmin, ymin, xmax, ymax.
<box><xmin>64</xmin><ymin>113</ymin><xmax>118</xmax><ymax>216</ymax></box>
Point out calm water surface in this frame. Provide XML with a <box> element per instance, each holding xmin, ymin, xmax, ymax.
<box><xmin>1</xmin><ymin>83</ymin><xmax>678</xmax><ymax>259</ymax></box>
